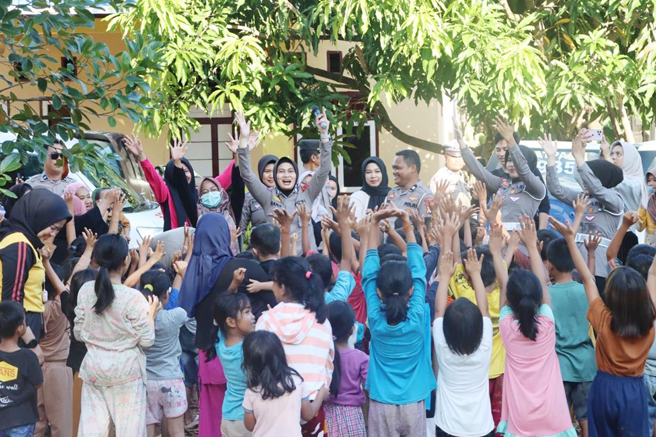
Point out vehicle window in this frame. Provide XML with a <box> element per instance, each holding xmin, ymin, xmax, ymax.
<box><xmin>640</xmin><ymin>151</ymin><xmax>656</xmax><ymax>175</ymax></box>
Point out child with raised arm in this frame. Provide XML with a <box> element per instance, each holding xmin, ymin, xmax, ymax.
<box><xmin>550</xmin><ymin>215</ymin><xmax>656</xmax><ymax>436</ymax></box>
<box><xmin>433</xmin><ymin>209</ymin><xmax>495</xmax><ymax>437</ymax></box>
<box><xmin>361</xmin><ymin>205</ymin><xmax>435</xmax><ymax>436</ymax></box>
<box><xmin>493</xmin><ymin>217</ymin><xmax>576</xmax><ymax>437</ymax></box>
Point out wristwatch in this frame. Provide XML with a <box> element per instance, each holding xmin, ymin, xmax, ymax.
<box><xmin>24</xmin><ymin>339</ymin><xmax>38</xmax><ymax>349</ymax></box>
<box><xmin>320</xmin><ymin>133</ymin><xmax>331</xmax><ymax>140</ymax></box>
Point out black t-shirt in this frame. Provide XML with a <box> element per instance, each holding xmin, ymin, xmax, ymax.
<box><xmin>0</xmin><ymin>349</ymin><xmax>43</xmax><ymax>429</ymax></box>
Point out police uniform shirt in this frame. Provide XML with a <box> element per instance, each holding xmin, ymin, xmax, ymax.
<box><xmin>385</xmin><ymin>181</ymin><xmax>434</xmax><ymax>220</ymax></box>
<box><xmin>24</xmin><ymin>173</ymin><xmax>75</xmax><ymax>197</ymax></box>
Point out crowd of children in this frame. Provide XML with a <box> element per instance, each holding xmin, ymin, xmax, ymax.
<box><xmin>5</xmin><ymin>119</ymin><xmax>656</xmax><ymax>437</ymax></box>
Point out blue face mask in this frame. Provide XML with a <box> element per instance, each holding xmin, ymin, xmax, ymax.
<box><xmin>649</xmin><ymin>186</ymin><xmax>655</xmax><ymax>195</ymax></box>
<box><xmin>200</xmin><ymin>191</ymin><xmax>223</xmax><ymax>209</ymax></box>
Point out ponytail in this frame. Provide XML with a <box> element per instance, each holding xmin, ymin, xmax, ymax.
<box><xmin>270</xmin><ymin>257</ymin><xmax>327</xmax><ymax>323</ymax></box>
<box><xmin>91</xmin><ymin>234</ymin><xmax>129</xmax><ymax>315</ymax></box>
<box><xmin>506</xmin><ymin>269</ymin><xmax>542</xmax><ymax>341</ymax></box>
<box><xmin>375</xmin><ymin>260</ymin><xmax>413</xmax><ymax>325</ymax></box>
<box><xmin>93</xmin><ymin>267</ymin><xmax>115</xmax><ymax>315</ymax></box>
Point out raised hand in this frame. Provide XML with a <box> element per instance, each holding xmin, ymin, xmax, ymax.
<box><xmin>548</xmin><ymin>216</ymin><xmax>575</xmax><ymax>239</ymax></box>
<box><xmin>434</xmin><ymin>179</ymin><xmax>450</xmax><ymax>196</ymax></box>
<box><xmin>231</xmin><ymin>227</ymin><xmax>242</xmax><ymax>245</ymax></box>
<box><xmin>270</xmin><ymin>208</ymin><xmax>297</xmax><ymax>232</ymax></box>
<box><xmin>485</xmin><ymin>193</ymin><xmax>504</xmax><ymax>224</ymax></box>
<box><xmin>452</xmin><ymin>116</ymin><xmax>466</xmax><ymax>148</ymax></box>
<box><xmin>235</xmin><ymin>111</ymin><xmax>251</xmax><ymax>140</ymax></box>
<box><xmin>124</xmin><ymin>134</ymin><xmax>145</xmax><ymax>159</ymax></box>
<box><xmin>63</xmin><ymin>191</ymin><xmax>74</xmax><ymax>215</ymax></box>
<box><xmin>463</xmin><ymin>247</ymin><xmax>484</xmax><ymax>277</ymax></box>
<box><xmin>475</xmin><ymin>226</ymin><xmax>487</xmax><ymax>245</ymax></box>
<box><xmin>315</xmin><ymin>107</ymin><xmax>330</xmax><ymax>135</ymax></box>
<box><xmin>473</xmin><ymin>181</ymin><xmax>487</xmax><ymax>203</ymax></box>
<box><xmin>441</xmin><ymin>212</ymin><xmax>461</xmax><ymax>242</ymax></box>
<box><xmin>488</xmin><ymin>223</ymin><xmax>505</xmax><ymax>255</ymax></box>
<box><xmin>600</xmin><ymin>134</ymin><xmax>611</xmax><ymax>160</ymax></box>
<box><xmin>538</xmin><ymin>133</ymin><xmax>557</xmax><ymax>160</ymax></box>
<box><xmin>82</xmin><ymin>228</ymin><xmax>98</xmax><ymax>249</ymax></box>
<box><xmin>494</xmin><ymin>116</ymin><xmax>516</xmax><ymax>146</ymax></box>
<box><xmin>438</xmin><ymin>251</ymin><xmax>458</xmax><ymax>281</ymax></box>
<box><xmin>139</xmin><ymin>235</ymin><xmax>153</xmax><ymax>257</ymax></box>
<box><xmin>518</xmin><ymin>215</ymin><xmax>537</xmax><ymax>249</ymax></box>
<box><xmin>225</xmin><ymin>132</ymin><xmax>240</xmax><ymax>154</ymax></box>
<box><xmin>231</xmin><ymin>267</ymin><xmax>247</xmax><ymax>290</ymax></box>
<box><xmin>113</xmin><ymin>190</ymin><xmax>126</xmax><ymax>214</ymax></box>
<box><xmin>296</xmin><ymin>203</ymin><xmax>312</xmax><ymax>227</ymax></box>
<box><xmin>247</xmin><ymin>279</ymin><xmax>265</xmax><ymax>294</ymax></box>
<box><xmin>379</xmin><ymin>219</ymin><xmax>391</xmax><ymax>234</ymax></box>
<box><xmin>330</xmin><ymin>194</ymin><xmax>352</xmax><ymax>226</ymax></box>
<box><xmin>458</xmin><ymin>205</ymin><xmax>480</xmax><ymax>227</ymax></box>
<box><xmin>584</xmin><ymin>231</ymin><xmax>602</xmax><ymax>252</ymax></box>
<box><xmin>151</xmin><ymin>240</ymin><xmax>166</xmax><ymax>263</ymax></box>
<box><xmin>321</xmin><ymin>214</ymin><xmax>340</xmax><ymax>233</ymax></box>
<box><xmin>147</xmin><ymin>295</ymin><xmax>161</xmax><ymax>319</ymax></box>
<box><xmin>173</xmin><ymin>260</ymin><xmax>188</xmax><ymax>278</ymax></box>
<box><xmin>623</xmin><ymin>211</ymin><xmax>639</xmax><ymax>228</ymax></box>
<box><xmin>170</xmin><ymin>140</ymin><xmax>189</xmax><ymax>163</ymax></box>
<box><xmin>354</xmin><ymin>214</ymin><xmax>372</xmax><ymax>237</ymax></box>
<box><xmin>248</xmin><ymin>130</ymin><xmax>261</xmax><ymax>151</ymax></box>
<box><xmin>573</xmin><ymin>194</ymin><xmax>590</xmax><ymax>217</ymax></box>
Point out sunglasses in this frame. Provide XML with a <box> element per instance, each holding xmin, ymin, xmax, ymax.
<box><xmin>50</xmin><ymin>152</ymin><xmax>63</xmax><ymax>160</ymax></box>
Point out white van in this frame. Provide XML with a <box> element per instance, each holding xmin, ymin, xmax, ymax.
<box><xmin>0</xmin><ymin>132</ymin><xmax>163</xmax><ymax>247</ymax></box>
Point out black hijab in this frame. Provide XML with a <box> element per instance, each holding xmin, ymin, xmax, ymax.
<box><xmin>0</xmin><ymin>188</ymin><xmax>72</xmax><ymax>249</ymax></box>
<box><xmin>505</xmin><ymin>145</ymin><xmax>542</xmax><ymax>180</ymax></box>
<box><xmin>587</xmin><ymin>159</ymin><xmax>624</xmax><ymax>189</ymax></box>
<box><xmin>257</xmin><ymin>155</ymin><xmax>278</xmax><ymax>182</ymax></box>
<box><xmin>361</xmin><ymin>157</ymin><xmax>390</xmax><ymax>210</ymax></box>
<box><xmin>2</xmin><ymin>183</ymin><xmax>33</xmax><ymax>219</ymax></box>
<box><xmin>273</xmin><ymin>157</ymin><xmax>298</xmax><ymax>197</ymax></box>
<box><xmin>329</xmin><ymin>175</ymin><xmax>340</xmax><ymax>209</ymax></box>
<box><xmin>164</xmin><ymin>158</ymin><xmax>199</xmax><ymax>228</ymax></box>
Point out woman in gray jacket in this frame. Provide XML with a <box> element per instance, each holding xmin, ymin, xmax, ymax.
<box><xmin>236</xmin><ymin>110</ymin><xmax>333</xmax><ymax>252</ymax></box>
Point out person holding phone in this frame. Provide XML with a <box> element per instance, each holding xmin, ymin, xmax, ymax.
<box><xmin>608</xmin><ymin>140</ymin><xmax>648</xmax><ymax>212</ymax></box>
<box><xmin>25</xmin><ymin>140</ymin><xmax>75</xmax><ymax>196</ymax></box>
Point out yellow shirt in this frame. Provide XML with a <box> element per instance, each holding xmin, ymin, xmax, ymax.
<box><xmin>638</xmin><ymin>206</ymin><xmax>656</xmax><ymax>246</ymax></box>
<box><xmin>449</xmin><ymin>263</ymin><xmax>506</xmax><ymax>379</ymax></box>
<box><xmin>0</xmin><ymin>232</ymin><xmax>45</xmax><ymax>313</ymax></box>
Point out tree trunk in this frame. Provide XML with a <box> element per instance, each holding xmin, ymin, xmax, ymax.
<box><xmin>616</xmin><ymin>93</ymin><xmax>636</xmax><ymax>143</ymax></box>
<box><xmin>606</xmin><ymin>99</ymin><xmax>623</xmax><ymax>140</ymax></box>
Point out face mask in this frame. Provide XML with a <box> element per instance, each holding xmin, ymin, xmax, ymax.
<box><xmin>649</xmin><ymin>186</ymin><xmax>655</xmax><ymax>195</ymax></box>
<box><xmin>200</xmin><ymin>191</ymin><xmax>223</xmax><ymax>209</ymax></box>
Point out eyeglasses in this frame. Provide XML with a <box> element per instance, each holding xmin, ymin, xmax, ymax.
<box><xmin>50</xmin><ymin>152</ymin><xmax>63</xmax><ymax>160</ymax></box>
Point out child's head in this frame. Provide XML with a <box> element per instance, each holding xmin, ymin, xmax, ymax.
<box><xmin>546</xmin><ymin>238</ymin><xmax>575</xmax><ymax>275</ymax></box>
<box><xmin>91</xmin><ymin>234</ymin><xmax>130</xmax><ymax>314</ymax></box>
<box><xmin>461</xmin><ymin>245</ymin><xmax>495</xmax><ymax>287</ymax></box>
<box><xmin>212</xmin><ymin>292</ymin><xmax>254</xmax><ymax>337</ymax></box>
<box><xmin>393</xmin><ymin>227</ymin><xmax>423</xmax><ymax>247</ymax></box>
<box><xmin>443</xmin><ymin>297</ymin><xmax>483</xmax><ymax>355</ymax></box>
<box><xmin>328</xmin><ymin>232</ymin><xmax>342</xmax><ymax>263</ymax></box>
<box><xmin>605</xmin><ymin>266</ymin><xmax>655</xmax><ymax>338</ymax></box>
<box><xmin>0</xmin><ymin>301</ymin><xmax>25</xmax><ymax>340</ymax></box>
<box><xmin>67</xmin><ymin>269</ymin><xmax>98</xmax><ymax>323</ymax></box>
<box><xmin>627</xmin><ymin>255</ymin><xmax>654</xmax><ymax>280</ymax></box>
<box><xmin>506</xmin><ymin>269</ymin><xmax>542</xmax><ymax>341</ymax></box>
<box><xmin>45</xmin><ymin>263</ymin><xmax>65</xmax><ymax>301</ymax></box>
<box><xmin>380</xmin><ymin>254</ymin><xmax>406</xmax><ymax>265</ymax></box>
<box><xmin>537</xmin><ymin>229</ymin><xmax>559</xmax><ymax>261</ymax></box>
<box><xmin>306</xmin><ymin>254</ymin><xmax>334</xmax><ymax>291</ymax></box>
<box><xmin>270</xmin><ymin>257</ymin><xmax>327</xmax><ymax>323</ymax></box>
<box><xmin>375</xmin><ymin>260</ymin><xmax>413</xmax><ymax>325</ymax></box>
<box><xmin>326</xmin><ymin>301</ymin><xmax>356</xmax><ymax>395</ymax></box>
<box><xmin>241</xmin><ymin>331</ymin><xmax>300</xmax><ymax>400</ymax></box>
<box><xmin>250</xmin><ymin>224</ymin><xmax>281</xmax><ymax>260</ymax></box>
<box><xmin>627</xmin><ymin>244</ymin><xmax>656</xmax><ymax>261</ymax></box>
<box><xmin>68</xmin><ymin>237</ymin><xmax>87</xmax><ymax>258</ymax></box>
<box><xmin>378</xmin><ymin>243</ymin><xmax>402</xmax><ymax>259</ymax></box>
<box><xmin>140</xmin><ymin>269</ymin><xmax>172</xmax><ymax>306</ymax></box>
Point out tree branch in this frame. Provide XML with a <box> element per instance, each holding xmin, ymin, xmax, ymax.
<box><xmin>373</xmin><ymin>102</ymin><xmax>446</xmax><ymax>153</ymax></box>
<box><xmin>615</xmin><ymin>92</ymin><xmax>635</xmax><ymax>143</ymax></box>
<box><xmin>305</xmin><ymin>65</ymin><xmax>362</xmax><ymax>91</ymax></box>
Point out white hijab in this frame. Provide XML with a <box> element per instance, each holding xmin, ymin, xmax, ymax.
<box><xmin>611</xmin><ymin>141</ymin><xmax>648</xmax><ymax>210</ymax></box>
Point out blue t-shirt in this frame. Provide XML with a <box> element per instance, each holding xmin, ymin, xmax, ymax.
<box><xmin>362</xmin><ymin>243</ymin><xmax>436</xmax><ymax>405</ymax></box>
<box><xmin>216</xmin><ymin>332</ymin><xmax>248</xmax><ymax>420</ymax></box>
<box><xmin>325</xmin><ymin>270</ymin><xmax>356</xmax><ymax>304</ymax></box>
<box><xmin>549</xmin><ymin>282</ymin><xmax>597</xmax><ymax>382</ymax></box>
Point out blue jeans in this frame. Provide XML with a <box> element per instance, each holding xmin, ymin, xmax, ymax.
<box><xmin>179</xmin><ymin>324</ymin><xmax>198</xmax><ymax>388</ymax></box>
<box><xmin>644</xmin><ymin>373</ymin><xmax>656</xmax><ymax>431</ymax></box>
<box><xmin>0</xmin><ymin>423</ymin><xmax>35</xmax><ymax>437</ymax></box>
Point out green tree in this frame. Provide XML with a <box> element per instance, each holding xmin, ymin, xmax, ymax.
<box><xmin>112</xmin><ymin>0</ymin><xmax>656</xmax><ymax>156</ymax></box>
<box><xmin>0</xmin><ymin>0</ymin><xmax>154</xmax><ymax>195</ymax></box>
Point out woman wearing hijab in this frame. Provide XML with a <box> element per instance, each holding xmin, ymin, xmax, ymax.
<box><xmin>541</xmin><ymin>130</ymin><xmax>624</xmax><ymax>285</ymax></box>
<box><xmin>178</xmin><ymin>213</ymin><xmax>270</xmax><ymax>436</ymax></box>
<box><xmin>457</xmin><ymin>118</ymin><xmax>547</xmax><ymax>230</ymax></box>
<box><xmin>0</xmin><ymin>188</ymin><xmax>71</xmax><ymax>342</ymax></box>
<box><xmin>197</xmin><ymin>171</ymin><xmax>244</xmax><ymax>255</ymax></box>
<box><xmin>349</xmin><ymin>157</ymin><xmax>391</xmax><ymax>221</ymax></box>
<box><xmin>638</xmin><ymin>168</ymin><xmax>656</xmax><ymax>246</ymax></box>
<box><xmin>239</xmin><ymin>155</ymin><xmax>278</xmax><ymax>234</ymax></box>
<box><xmin>236</xmin><ymin>111</ymin><xmax>333</xmax><ymax>252</ymax></box>
<box><xmin>609</xmin><ymin>141</ymin><xmax>648</xmax><ymax>211</ymax></box>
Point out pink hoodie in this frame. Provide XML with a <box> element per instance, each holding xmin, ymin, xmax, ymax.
<box><xmin>256</xmin><ymin>302</ymin><xmax>334</xmax><ymax>400</ymax></box>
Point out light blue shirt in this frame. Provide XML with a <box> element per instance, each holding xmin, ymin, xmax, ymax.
<box><xmin>362</xmin><ymin>243</ymin><xmax>436</xmax><ymax>404</ymax></box>
<box><xmin>216</xmin><ymin>332</ymin><xmax>248</xmax><ymax>420</ymax></box>
<box><xmin>325</xmin><ymin>270</ymin><xmax>356</xmax><ymax>304</ymax></box>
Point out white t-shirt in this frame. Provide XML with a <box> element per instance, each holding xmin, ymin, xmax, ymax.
<box><xmin>433</xmin><ymin>317</ymin><xmax>495</xmax><ymax>436</ymax></box>
<box><xmin>242</xmin><ymin>376</ymin><xmax>310</xmax><ymax>437</ymax></box>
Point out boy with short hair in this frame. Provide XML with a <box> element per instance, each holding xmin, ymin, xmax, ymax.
<box><xmin>546</xmin><ymin>238</ymin><xmax>597</xmax><ymax>437</ymax></box>
<box><xmin>0</xmin><ymin>301</ymin><xmax>44</xmax><ymax>436</ymax></box>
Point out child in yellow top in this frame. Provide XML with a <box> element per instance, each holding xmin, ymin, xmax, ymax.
<box><xmin>637</xmin><ymin>168</ymin><xmax>656</xmax><ymax>246</ymax></box>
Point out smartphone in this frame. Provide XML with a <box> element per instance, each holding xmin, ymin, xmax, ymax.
<box><xmin>588</xmin><ymin>129</ymin><xmax>604</xmax><ymax>142</ymax></box>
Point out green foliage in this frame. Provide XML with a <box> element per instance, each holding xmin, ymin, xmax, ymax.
<box><xmin>0</xmin><ymin>0</ymin><xmax>154</xmax><ymax>196</ymax></box>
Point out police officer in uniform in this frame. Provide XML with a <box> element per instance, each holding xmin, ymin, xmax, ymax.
<box><xmin>385</xmin><ymin>149</ymin><xmax>434</xmax><ymax>225</ymax></box>
<box><xmin>25</xmin><ymin>140</ymin><xmax>74</xmax><ymax>196</ymax></box>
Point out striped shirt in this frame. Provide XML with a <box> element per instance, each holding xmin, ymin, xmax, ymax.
<box><xmin>256</xmin><ymin>303</ymin><xmax>334</xmax><ymax>401</ymax></box>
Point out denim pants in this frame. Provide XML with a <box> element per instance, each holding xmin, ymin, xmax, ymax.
<box><xmin>179</xmin><ymin>324</ymin><xmax>199</xmax><ymax>388</ymax></box>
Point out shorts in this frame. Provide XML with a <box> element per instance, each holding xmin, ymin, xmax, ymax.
<box><xmin>563</xmin><ymin>381</ymin><xmax>592</xmax><ymax>421</ymax></box>
<box><xmin>220</xmin><ymin>419</ymin><xmax>252</xmax><ymax>437</ymax></box>
<box><xmin>644</xmin><ymin>373</ymin><xmax>656</xmax><ymax>430</ymax></box>
<box><xmin>146</xmin><ymin>378</ymin><xmax>188</xmax><ymax>425</ymax></box>
<box><xmin>0</xmin><ymin>423</ymin><xmax>36</xmax><ymax>437</ymax></box>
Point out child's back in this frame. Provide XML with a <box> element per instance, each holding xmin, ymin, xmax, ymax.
<box><xmin>0</xmin><ymin>348</ymin><xmax>43</xmax><ymax>432</ymax></box>
<box><xmin>145</xmin><ymin>308</ymin><xmax>188</xmax><ymax>380</ymax></box>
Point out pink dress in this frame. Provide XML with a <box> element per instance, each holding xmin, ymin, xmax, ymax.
<box><xmin>498</xmin><ymin>304</ymin><xmax>576</xmax><ymax>437</ymax></box>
